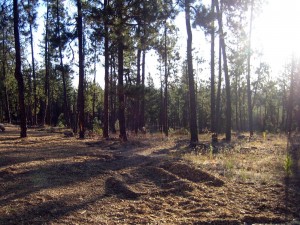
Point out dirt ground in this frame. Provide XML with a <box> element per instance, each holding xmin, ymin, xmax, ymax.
<box><xmin>0</xmin><ymin>124</ymin><xmax>299</xmax><ymax>224</ymax></box>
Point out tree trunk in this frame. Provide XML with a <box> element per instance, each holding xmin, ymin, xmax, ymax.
<box><xmin>77</xmin><ymin>0</ymin><xmax>85</xmax><ymax>138</ymax></box>
<box><xmin>40</xmin><ymin>0</ymin><xmax>50</xmax><ymax>126</ymax></box>
<box><xmin>117</xmin><ymin>0</ymin><xmax>127</xmax><ymax>141</ymax></box>
<box><xmin>216</xmin><ymin>0</ymin><xmax>231</xmax><ymax>141</ymax></box>
<box><xmin>185</xmin><ymin>0</ymin><xmax>198</xmax><ymax>145</ymax></box>
<box><xmin>92</xmin><ymin>44</ymin><xmax>96</xmax><ymax>119</ymax></box>
<box><xmin>140</xmin><ymin>49</ymin><xmax>146</xmax><ymax>128</ymax></box>
<box><xmin>163</xmin><ymin>23</ymin><xmax>168</xmax><ymax>137</ymax></box>
<box><xmin>57</xmin><ymin>0</ymin><xmax>70</xmax><ymax>127</ymax></box>
<box><xmin>287</xmin><ymin>56</ymin><xmax>295</xmax><ymax>133</ymax></box>
<box><xmin>103</xmin><ymin>0</ymin><xmax>109</xmax><ymax>138</ymax></box>
<box><xmin>2</xmin><ymin>31</ymin><xmax>11</xmax><ymax>123</ymax></box>
<box><xmin>29</xmin><ymin>25</ymin><xmax>37</xmax><ymax>125</ymax></box>
<box><xmin>247</xmin><ymin>0</ymin><xmax>254</xmax><ymax>136</ymax></box>
<box><xmin>210</xmin><ymin>0</ymin><xmax>216</xmax><ymax>133</ymax></box>
<box><xmin>13</xmin><ymin>0</ymin><xmax>27</xmax><ymax>137</ymax></box>
<box><xmin>135</xmin><ymin>21</ymin><xmax>141</xmax><ymax>134</ymax></box>
<box><xmin>215</xmin><ymin>32</ymin><xmax>222</xmax><ymax>133</ymax></box>
<box><xmin>27</xmin><ymin>56</ymin><xmax>33</xmax><ymax>126</ymax></box>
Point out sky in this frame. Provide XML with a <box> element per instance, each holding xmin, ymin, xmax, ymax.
<box><xmin>34</xmin><ymin>0</ymin><xmax>300</xmax><ymax>88</ymax></box>
<box><xmin>251</xmin><ymin>0</ymin><xmax>300</xmax><ymax>74</ymax></box>
<box><xmin>141</xmin><ymin>0</ymin><xmax>300</xmax><ymax>88</ymax></box>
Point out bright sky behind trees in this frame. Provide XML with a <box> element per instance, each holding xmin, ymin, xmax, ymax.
<box><xmin>252</xmin><ymin>0</ymin><xmax>300</xmax><ymax>74</ymax></box>
<box><xmin>34</xmin><ymin>0</ymin><xmax>300</xmax><ymax>87</ymax></box>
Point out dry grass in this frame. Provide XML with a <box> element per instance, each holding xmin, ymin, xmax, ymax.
<box><xmin>0</xmin><ymin>126</ymin><xmax>299</xmax><ymax>224</ymax></box>
<box><xmin>182</xmin><ymin>132</ymin><xmax>288</xmax><ymax>185</ymax></box>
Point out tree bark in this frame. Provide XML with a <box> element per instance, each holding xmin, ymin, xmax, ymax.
<box><xmin>163</xmin><ymin>23</ymin><xmax>168</xmax><ymax>137</ymax></box>
<box><xmin>210</xmin><ymin>0</ymin><xmax>216</xmax><ymax>133</ymax></box>
<box><xmin>2</xmin><ymin>31</ymin><xmax>11</xmax><ymax>123</ymax></box>
<box><xmin>13</xmin><ymin>0</ymin><xmax>27</xmax><ymax>137</ymax></box>
<box><xmin>140</xmin><ymin>49</ymin><xmax>146</xmax><ymax>129</ymax></box>
<box><xmin>134</xmin><ymin>21</ymin><xmax>141</xmax><ymax>134</ymax></box>
<box><xmin>287</xmin><ymin>56</ymin><xmax>295</xmax><ymax>133</ymax></box>
<box><xmin>29</xmin><ymin>20</ymin><xmax>37</xmax><ymax>125</ymax></box>
<box><xmin>185</xmin><ymin>0</ymin><xmax>198</xmax><ymax>145</ymax></box>
<box><xmin>247</xmin><ymin>0</ymin><xmax>254</xmax><ymax>136</ymax></box>
<box><xmin>57</xmin><ymin>0</ymin><xmax>70</xmax><ymax>127</ymax></box>
<box><xmin>77</xmin><ymin>0</ymin><xmax>85</xmax><ymax>138</ymax></box>
<box><xmin>216</xmin><ymin>0</ymin><xmax>231</xmax><ymax>141</ymax></box>
<box><xmin>215</xmin><ymin>31</ymin><xmax>222</xmax><ymax>134</ymax></box>
<box><xmin>116</xmin><ymin>0</ymin><xmax>127</xmax><ymax>141</ymax></box>
<box><xmin>41</xmin><ymin>0</ymin><xmax>50</xmax><ymax>126</ymax></box>
<box><xmin>103</xmin><ymin>0</ymin><xmax>109</xmax><ymax>138</ymax></box>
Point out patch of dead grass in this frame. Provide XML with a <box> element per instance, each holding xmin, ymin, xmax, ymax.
<box><xmin>182</xmin><ymin>133</ymin><xmax>288</xmax><ymax>185</ymax></box>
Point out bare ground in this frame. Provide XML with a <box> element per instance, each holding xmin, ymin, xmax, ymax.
<box><xmin>0</xmin><ymin>125</ymin><xmax>299</xmax><ymax>224</ymax></box>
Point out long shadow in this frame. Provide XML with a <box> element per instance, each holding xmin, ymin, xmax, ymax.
<box><xmin>0</xmin><ymin>191</ymin><xmax>106</xmax><ymax>224</ymax></box>
<box><xmin>0</xmin><ymin>134</ymin><xmax>180</xmax><ymax>224</ymax></box>
<box><xmin>0</xmin><ymin>153</ymin><xmax>163</xmax><ymax>224</ymax></box>
<box><xmin>0</xmin><ymin>152</ymin><xmax>155</xmax><ymax>206</ymax></box>
<box><xmin>285</xmin><ymin>135</ymin><xmax>300</xmax><ymax>220</ymax></box>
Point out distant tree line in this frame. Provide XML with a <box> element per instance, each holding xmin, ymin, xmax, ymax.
<box><xmin>0</xmin><ymin>0</ymin><xmax>299</xmax><ymax>144</ymax></box>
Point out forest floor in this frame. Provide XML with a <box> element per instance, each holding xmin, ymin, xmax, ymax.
<box><xmin>0</xmin><ymin>124</ymin><xmax>299</xmax><ymax>225</ymax></box>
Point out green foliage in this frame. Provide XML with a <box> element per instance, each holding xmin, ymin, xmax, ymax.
<box><xmin>92</xmin><ymin>117</ymin><xmax>103</xmax><ymax>136</ymax></box>
<box><xmin>284</xmin><ymin>154</ymin><xmax>293</xmax><ymax>176</ymax></box>
<box><xmin>169</xmin><ymin>128</ymin><xmax>189</xmax><ymax>135</ymax></box>
<box><xmin>57</xmin><ymin>113</ymin><xmax>66</xmax><ymax>127</ymax></box>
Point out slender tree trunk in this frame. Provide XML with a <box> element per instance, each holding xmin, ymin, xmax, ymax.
<box><xmin>27</xmin><ymin>58</ymin><xmax>33</xmax><ymax>125</ymax></box>
<box><xmin>13</xmin><ymin>0</ymin><xmax>27</xmax><ymax>137</ymax></box>
<box><xmin>160</xmin><ymin>78</ymin><xmax>163</xmax><ymax>132</ymax></box>
<box><xmin>77</xmin><ymin>0</ymin><xmax>85</xmax><ymax>138</ymax></box>
<box><xmin>140</xmin><ymin>49</ymin><xmax>146</xmax><ymax>128</ymax></box>
<box><xmin>281</xmin><ymin>84</ymin><xmax>286</xmax><ymax>130</ymax></box>
<box><xmin>135</xmin><ymin>21</ymin><xmax>141</xmax><ymax>134</ymax></box>
<box><xmin>247</xmin><ymin>0</ymin><xmax>254</xmax><ymax>136</ymax></box>
<box><xmin>210</xmin><ymin>0</ymin><xmax>216</xmax><ymax>133</ymax></box>
<box><xmin>103</xmin><ymin>0</ymin><xmax>109</xmax><ymax>138</ymax></box>
<box><xmin>109</xmin><ymin>56</ymin><xmax>117</xmax><ymax>133</ymax></box>
<box><xmin>235</xmin><ymin>73</ymin><xmax>240</xmax><ymax>131</ymax></box>
<box><xmin>215</xmin><ymin>32</ymin><xmax>222</xmax><ymax>133</ymax></box>
<box><xmin>57</xmin><ymin>0</ymin><xmax>70</xmax><ymax>127</ymax></box>
<box><xmin>287</xmin><ymin>56</ymin><xmax>295</xmax><ymax>133</ymax></box>
<box><xmin>2</xmin><ymin>31</ymin><xmax>11</xmax><ymax>123</ymax></box>
<box><xmin>185</xmin><ymin>0</ymin><xmax>198</xmax><ymax>144</ymax></box>
<box><xmin>116</xmin><ymin>0</ymin><xmax>127</xmax><ymax>141</ymax></box>
<box><xmin>92</xmin><ymin>44</ymin><xmax>96</xmax><ymax>119</ymax></box>
<box><xmin>216</xmin><ymin>0</ymin><xmax>231</xmax><ymax>141</ymax></box>
<box><xmin>29</xmin><ymin>22</ymin><xmax>37</xmax><ymax>125</ymax></box>
<box><xmin>41</xmin><ymin>0</ymin><xmax>50</xmax><ymax>126</ymax></box>
<box><xmin>163</xmin><ymin>23</ymin><xmax>169</xmax><ymax>137</ymax></box>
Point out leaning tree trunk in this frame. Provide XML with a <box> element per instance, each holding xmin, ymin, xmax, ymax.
<box><xmin>13</xmin><ymin>0</ymin><xmax>27</xmax><ymax>138</ymax></box>
<box><xmin>216</xmin><ymin>0</ymin><xmax>231</xmax><ymax>141</ymax></box>
<box><xmin>77</xmin><ymin>0</ymin><xmax>85</xmax><ymax>138</ymax></box>
<box><xmin>185</xmin><ymin>0</ymin><xmax>198</xmax><ymax>145</ymax></box>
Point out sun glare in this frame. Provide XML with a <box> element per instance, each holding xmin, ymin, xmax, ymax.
<box><xmin>253</xmin><ymin>0</ymin><xmax>300</xmax><ymax>72</ymax></box>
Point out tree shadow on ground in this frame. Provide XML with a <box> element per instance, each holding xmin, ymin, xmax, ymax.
<box><xmin>286</xmin><ymin>134</ymin><xmax>300</xmax><ymax>219</ymax></box>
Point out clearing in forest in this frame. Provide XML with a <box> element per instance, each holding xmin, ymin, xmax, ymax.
<box><xmin>0</xmin><ymin>124</ymin><xmax>299</xmax><ymax>224</ymax></box>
